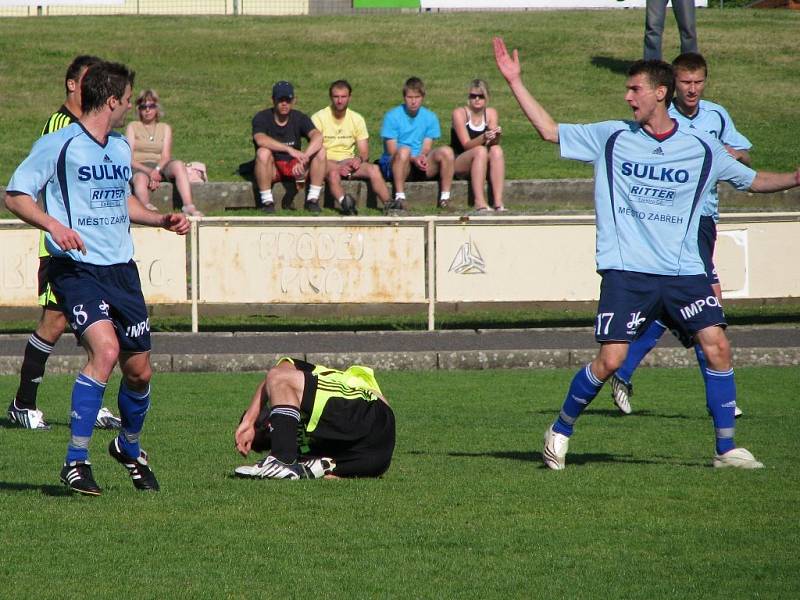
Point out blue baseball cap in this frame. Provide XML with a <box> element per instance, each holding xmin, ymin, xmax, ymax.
<box><xmin>272</xmin><ymin>81</ymin><xmax>294</xmax><ymax>100</ymax></box>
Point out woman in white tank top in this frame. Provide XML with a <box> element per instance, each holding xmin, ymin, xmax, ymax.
<box><xmin>450</xmin><ymin>79</ymin><xmax>506</xmax><ymax>212</ymax></box>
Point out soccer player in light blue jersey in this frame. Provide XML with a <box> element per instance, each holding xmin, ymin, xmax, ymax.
<box><xmin>494</xmin><ymin>37</ymin><xmax>800</xmax><ymax>470</ymax></box>
<box><xmin>610</xmin><ymin>53</ymin><xmax>752</xmax><ymax>416</ymax></box>
<box><xmin>5</xmin><ymin>61</ymin><xmax>190</xmax><ymax>495</ymax></box>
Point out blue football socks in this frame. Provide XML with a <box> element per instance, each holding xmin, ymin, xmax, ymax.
<box><xmin>553</xmin><ymin>364</ymin><xmax>604</xmax><ymax>437</ymax></box>
<box><xmin>705</xmin><ymin>367</ymin><xmax>736</xmax><ymax>454</ymax></box>
<box><xmin>66</xmin><ymin>372</ymin><xmax>107</xmax><ymax>463</ymax></box>
<box><xmin>117</xmin><ymin>382</ymin><xmax>151</xmax><ymax>458</ymax></box>
<box><xmin>615</xmin><ymin>320</ymin><xmax>667</xmax><ymax>384</ymax></box>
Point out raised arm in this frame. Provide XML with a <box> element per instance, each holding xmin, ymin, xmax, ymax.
<box><xmin>493</xmin><ymin>37</ymin><xmax>559</xmax><ymax>144</ymax></box>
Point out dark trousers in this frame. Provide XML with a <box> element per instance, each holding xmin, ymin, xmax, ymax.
<box><xmin>644</xmin><ymin>0</ymin><xmax>698</xmax><ymax>61</ymax></box>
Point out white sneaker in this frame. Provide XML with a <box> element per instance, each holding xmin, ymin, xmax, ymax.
<box><xmin>610</xmin><ymin>374</ymin><xmax>633</xmax><ymax>415</ymax></box>
<box><xmin>712</xmin><ymin>447</ymin><xmax>764</xmax><ymax>469</ymax></box>
<box><xmin>234</xmin><ymin>455</ymin><xmax>310</xmax><ymax>480</ymax></box>
<box><xmin>543</xmin><ymin>426</ymin><xmax>569</xmax><ymax>470</ymax></box>
<box><xmin>7</xmin><ymin>401</ymin><xmax>50</xmax><ymax>430</ymax></box>
<box><xmin>299</xmin><ymin>456</ymin><xmax>336</xmax><ymax>478</ymax></box>
<box><xmin>734</xmin><ymin>406</ymin><xmax>743</xmax><ymax>418</ymax></box>
<box><xmin>95</xmin><ymin>407</ymin><xmax>122</xmax><ymax>430</ymax></box>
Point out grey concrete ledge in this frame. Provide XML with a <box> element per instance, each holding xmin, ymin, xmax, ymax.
<box><xmin>4</xmin><ymin>180</ymin><xmax>799</xmax><ymax>214</ymax></box>
<box><xmin>0</xmin><ymin>346</ymin><xmax>797</xmax><ymax>375</ymax></box>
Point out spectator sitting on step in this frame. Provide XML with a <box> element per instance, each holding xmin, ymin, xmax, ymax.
<box><xmin>311</xmin><ymin>79</ymin><xmax>391</xmax><ymax>215</ymax></box>
<box><xmin>379</xmin><ymin>77</ymin><xmax>454</xmax><ymax>212</ymax></box>
<box><xmin>252</xmin><ymin>81</ymin><xmax>327</xmax><ymax>214</ymax></box>
<box><xmin>126</xmin><ymin>89</ymin><xmax>203</xmax><ymax>217</ymax></box>
<box><xmin>451</xmin><ymin>78</ymin><xmax>507</xmax><ymax>213</ymax></box>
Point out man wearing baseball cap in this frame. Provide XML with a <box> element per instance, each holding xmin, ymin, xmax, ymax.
<box><xmin>251</xmin><ymin>81</ymin><xmax>326</xmax><ymax>213</ymax></box>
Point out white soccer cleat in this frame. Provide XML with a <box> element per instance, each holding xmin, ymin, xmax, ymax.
<box><xmin>7</xmin><ymin>401</ymin><xmax>51</xmax><ymax>430</ymax></box>
<box><xmin>543</xmin><ymin>426</ymin><xmax>569</xmax><ymax>470</ymax></box>
<box><xmin>234</xmin><ymin>455</ymin><xmax>310</xmax><ymax>480</ymax></box>
<box><xmin>95</xmin><ymin>406</ymin><xmax>122</xmax><ymax>429</ymax></box>
<box><xmin>734</xmin><ymin>406</ymin><xmax>743</xmax><ymax>418</ymax></box>
<box><xmin>299</xmin><ymin>456</ymin><xmax>336</xmax><ymax>479</ymax></box>
<box><xmin>609</xmin><ymin>374</ymin><xmax>633</xmax><ymax>415</ymax></box>
<box><xmin>712</xmin><ymin>447</ymin><xmax>764</xmax><ymax>469</ymax></box>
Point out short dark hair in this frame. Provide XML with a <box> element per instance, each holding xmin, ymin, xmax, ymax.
<box><xmin>329</xmin><ymin>79</ymin><xmax>352</xmax><ymax>96</ymax></box>
<box><xmin>672</xmin><ymin>52</ymin><xmax>708</xmax><ymax>76</ymax></box>
<box><xmin>628</xmin><ymin>59</ymin><xmax>674</xmax><ymax>107</ymax></box>
<box><xmin>403</xmin><ymin>77</ymin><xmax>426</xmax><ymax>97</ymax></box>
<box><xmin>64</xmin><ymin>55</ymin><xmax>102</xmax><ymax>95</ymax></box>
<box><xmin>80</xmin><ymin>61</ymin><xmax>135</xmax><ymax>114</ymax></box>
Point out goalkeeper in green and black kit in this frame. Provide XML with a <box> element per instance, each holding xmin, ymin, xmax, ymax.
<box><xmin>234</xmin><ymin>358</ymin><xmax>395</xmax><ymax>479</ymax></box>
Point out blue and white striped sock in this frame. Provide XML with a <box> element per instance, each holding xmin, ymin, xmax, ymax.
<box><xmin>616</xmin><ymin>320</ymin><xmax>667</xmax><ymax>384</ymax></box>
<box><xmin>553</xmin><ymin>364</ymin><xmax>604</xmax><ymax>437</ymax></box>
<box><xmin>117</xmin><ymin>382</ymin><xmax>151</xmax><ymax>458</ymax></box>
<box><xmin>705</xmin><ymin>367</ymin><xmax>736</xmax><ymax>454</ymax></box>
<box><xmin>66</xmin><ymin>373</ymin><xmax>106</xmax><ymax>463</ymax></box>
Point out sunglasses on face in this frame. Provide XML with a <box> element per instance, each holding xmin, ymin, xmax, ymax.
<box><xmin>139</xmin><ymin>103</ymin><xmax>157</xmax><ymax>110</ymax></box>
<box><xmin>468</xmin><ymin>93</ymin><xmax>485</xmax><ymax>100</ymax></box>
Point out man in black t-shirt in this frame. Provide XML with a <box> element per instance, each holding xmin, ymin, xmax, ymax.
<box><xmin>251</xmin><ymin>81</ymin><xmax>327</xmax><ymax>213</ymax></box>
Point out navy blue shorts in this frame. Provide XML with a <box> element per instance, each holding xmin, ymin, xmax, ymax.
<box><xmin>595</xmin><ymin>270</ymin><xmax>726</xmax><ymax>348</ymax></box>
<box><xmin>378</xmin><ymin>154</ymin><xmax>428</xmax><ymax>182</ymax></box>
<box><xmin>698</xmin><ymin>215</ymin><xmax>719</xmax><ymax>285</ymax></box>
<box><xmin>48</xmin><ymin>258</ymin><xmax>151</xmax><ymax>353</ymax></box>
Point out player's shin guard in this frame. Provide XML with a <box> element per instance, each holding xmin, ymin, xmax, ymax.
<box><xmin>553</xmin><ymin>364</ymin><xmax>604</xmax><ymax>437</ymax></box>
<box><xmin>66</xmin><ymin>373</ymin><xmax>106</xmax><ymax>463</ymax></box>
<box><xmin>15</xmin><ymin>333</ymin><xmax>55</xmax><ymax>409</ymax></box>
<box><xmin>268</xmin><ymin>405</ymin><xmax>301</xmax><ymax>464</ymax></box>
<box><xmin>116</xmin><ymin>382</ymin><xmax>151</xmax><ymax>458</ymax></box>
<box><xmin>615</xmin><ymin>320</ymin><xmax>667</xmax><ymax>384</ymax></box>
<box><xmin>705</xmin><ymin>367</ymin><xmax>736</xmax><ymax>454</ymax></box>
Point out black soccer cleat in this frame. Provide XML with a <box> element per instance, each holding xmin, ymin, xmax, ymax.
<box><xmin>108</xmin><ymin>438</ymin><xmax>160</xmax><ymax>491</ymax></box>
<box><xmin>60</xmin><ymin>460</ymin><xmax>102</xmax><ymax>496</ymax></box>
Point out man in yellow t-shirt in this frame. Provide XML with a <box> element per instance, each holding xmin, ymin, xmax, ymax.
<box><xmin>311</xmin><ymin>80</ymin><xmax>390</xmax><ymax>214</ymax></box>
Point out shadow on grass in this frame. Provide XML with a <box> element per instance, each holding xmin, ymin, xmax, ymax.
<box><xmin>590</xmin><ymin>56</ymin><xmax>635</xmax><ymax>75</ymax></box>
<box><xmin>0</xmin><ymin>481</ymin><xmax>71</xmax><ymax>496</ymax></box>
<box><xmin>528</xmin><ymin>408</ymin><xmax>698</xmax><ymax>420</ymax></box>
<box><xmin>448</xmin><ymin>450</ymin><xmax>704</xmax><ymax>468</ymax></box>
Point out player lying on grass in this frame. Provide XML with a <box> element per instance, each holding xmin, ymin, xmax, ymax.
<box><xmin>234</xmin><ymin>358</ymin><xmax>396</xmax><ymax>479</ymax></box>
<box><xmin>493</xmin><ymin>37</ymin><xmax>800</xmax><ymax>471</ymax></box>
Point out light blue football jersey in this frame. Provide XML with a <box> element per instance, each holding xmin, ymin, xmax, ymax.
<box><xmin>559</xmin><ymin>120</ymin><xmax>756</xmax><ymax>276</ymax></box>
<box><xmin>669</xmin><ymin>99</ymin><xmax>752</xmax><ymax>221</ymax></box>
<box><xmin>7</xmin><ymin>122</ymin><xmax>134</xmax><ymax>266</ymax></box>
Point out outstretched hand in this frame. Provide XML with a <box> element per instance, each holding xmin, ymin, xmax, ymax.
<box><xmin>493</xmin><ymin>37</ymin><xmax>521</xmax><ymax>83</ymax></box>
<box><xmin>162</xmin><ymin>212</ymin><xmax>190</xmax><ymax>235</ymax></box>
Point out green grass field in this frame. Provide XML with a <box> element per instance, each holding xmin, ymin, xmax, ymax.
<box><xmin>1</xmin><ymin>367</ymin><xmax>798</xmax><ymax>598</ymax></box>
<box><xmin>1</xmin><ymin>9</ymin><xmax>798</xmax><ymax>184</ymax></box>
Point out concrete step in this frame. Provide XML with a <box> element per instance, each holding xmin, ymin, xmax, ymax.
<box><xmin>3</xmin><ymin>180</ymin><xmax>799</xmax><ymax>214</ymax></box>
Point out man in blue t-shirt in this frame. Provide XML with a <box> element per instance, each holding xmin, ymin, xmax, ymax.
<box><xmin>379</xmin><ymin>77</ymin><xmax>454</xmax><ymax>211</ymax></box>
<box><xmin>494</xmin><ymin>37</ymin><xmax>800</xmax><ymax>471</ymax></box>
<box><xmin>610</xmin><ymin>53</ymin><xmax>753</xmax><ymax>416</ymax></box>
<box><xmin>5</xmin><ymin>61</ymin><xmax>190</xmax><ymax>496</ymax></box>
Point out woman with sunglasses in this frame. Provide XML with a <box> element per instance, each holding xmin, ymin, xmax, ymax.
<box><xmin>450</xmin><ymin>79</ymin><xmax>506</xmax><ymax>213</ymax></box>
<box><xmin>126</xmin><ymin>89</ymin><xmax>203</xmax><ymax>216</ymax></box>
